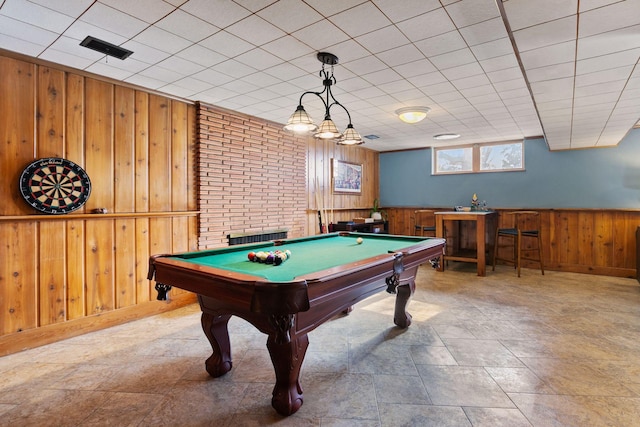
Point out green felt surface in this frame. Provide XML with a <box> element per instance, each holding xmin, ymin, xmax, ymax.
<box><xmin>172</xmin><ymin>233</ymin><xmax>433</xmax><ymax>282</ymax></box>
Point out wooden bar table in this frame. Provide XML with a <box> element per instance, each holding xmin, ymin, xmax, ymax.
<box><xmin>434</xmin><ymin>210</ymin><xmax>498</xmax><ymax>276</ymax></box>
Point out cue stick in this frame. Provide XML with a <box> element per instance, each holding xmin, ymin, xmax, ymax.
<box><xmin>315</xmin><ymin>176</ymin><xmax>325</xmax><ymax>233</ymax></box>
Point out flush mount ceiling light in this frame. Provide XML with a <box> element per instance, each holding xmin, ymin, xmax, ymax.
<box><xmin>284</xmin><ymin>52</ymin><xmax>364</xmax><ymax>145</ymax></box>
<box><xmin>433</xmin><ymin>133</ymin><xmax>461</xmax><ymax>140</ymax></box>
<box><xmin>395</xmin><ymin>107</ymin><xmax>431</xmax><ymax>124</ymax></box>
<box><xmin>80</xmin><ymin>36</ymin><xmax>133</xmax><ymax>60</ymax></box>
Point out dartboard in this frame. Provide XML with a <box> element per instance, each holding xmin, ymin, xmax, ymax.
<box><xmin>19</xmin><ymin>158</ymin><xmax>91</xmax><ymax>215</ymax></box>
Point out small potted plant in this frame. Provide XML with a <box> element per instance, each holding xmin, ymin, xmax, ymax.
<box><xmin>370</xmin><ymin>198</ymin><xmax>386</xmax><ymax>220</ymax></box>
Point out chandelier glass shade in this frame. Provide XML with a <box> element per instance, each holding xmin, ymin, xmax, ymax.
<box><xmin>284</xmin><ymin>52</ymin><xmax>364</xmax><ymax>146</ymax></box>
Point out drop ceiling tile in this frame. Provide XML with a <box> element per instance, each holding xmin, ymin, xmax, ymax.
<box><xmin>0</xmin><ymin>0</ymin><xmax>74</xmax><ymax>33</ymax></box>
<box><xmin>0</xmin><ymin>14</ymin><xmax>60</xmax><ymax>46</ymax></box>
<box><xmin>525</xmin><ymin>62</ymin><xmax>575</xmax><ymax>83</ymax></box>
<box><xmin>519</xmin><ymin>41</ymin><xmax>576</xmax><ymax>70</ymax></box>
<box><xmin>100</xmin><ymin>0</ymin><xmax>176</xmax><ymax>24</ymax></box>
<box><xmin>573</xmin><ymin>91</ymin><xmax>621</xmax><ymax>107</ymax></box>
<box><xmin>323</xmin><ymin>39</ymin><xmax>371</xmax><ymax>63</ymax></box>
<box><xmin>155</xmin><ymin>9</ymin><xmax>219</xmax><ymax>42</ymax></box>
<box><xmin>497</xmin><ymin>87</ymin><xmax>531</xmax><ymax>100</ymax></box>
<box><xmin>124</xmin><ymin>74</ymin><xmax>166</xmax><ymax>89</ymax></box>
<box><xmin>261</xmin><ymin>36</ymin><xmax>314</xmax><ymax>62</ymax></box>
<box><xmin>133</xmin><ymin>26</ymin><xmax>192</xmax><ymax>54</ymax></box>
<box><xmin>431</xmin><ymin>48</ymin><xmax>476</xmax><ymax>70</ymax></box>
<box><xmin>63</xmin><ymin>20</ymin><xmax>127</xmax><ymax>46</ymax></box>
<box><xmin>175</xmin><ymin>44</ymin><xmax>227</xmax><ymax>67</ymax></box>
<box><xmin>389</xmin><ymin>88</ymin><xmax>433</xmax><ymax>103</ymax></box>
<box><xmin>362</xmin><ymin>68</ymin><xmax>402</xmax><ymax>85</ymax></box>
<box><xmin>226</xmin><ymin>15</ymin><xmax>285</xmax><ymax>46</ymax></box>
<box><xmin>394</xmin><ymin>59</ymin><xmax>437</xmax><ymax>78</ymax></box>
<box><xmin>200</xmin><ymin>30</ymin><xmax>254</xmax><ymax>58</ymax></box>
<box><xmin>0</xmin><ymin>33</ymin><xmax>46</xmax><ymax>56</ymax></box>
<box><xmin>329</xmin><ymin>2</ymin><xmax>392</xmax><ymax>38</ymax></box>
<box><xmin>579</xmin><ymin>0</ymin><xmax>640</xmax><ymax>38</ymax></box>
<box><xmin>375</xmin><ymin>44</ymin><xmax>424</xmax><ymax>67</ymax></box>
<box><xmin>396</xmin><ymin>8</ymin><xmax>455</xmax><ymax>41</ymax></box>
<box><xmin>421</xmin><ymin>81</ymin><xmax>457</xmax><ymax>95</ymax></box>
<box><xmin>479</xmin><ymin>54</ymin><xmax>519</xmax><ymax>73</ymax></box>
<box><xmin>263</xmin><ymin>66</ymin><xmax>307</xmax><ymax>88</ymax></box>
<box><xmin>414</xmin><ymin>30</ymin><xmax>467</xmax><ymax>57</ymax></box>
<box><xmin>172</xmin><ymin>76</ymin><xmax>216</xmax><ymax>93</ymax></box>
<box><xmin>258</xmin><ymin>0</ymin><xmax>323</xmax><ymax>33</ymax></box>
<box><xmin>240</xmin><ymin>72</ymin><xmax>282</xmax><ymax>88</ymax></box>
<box><xmin>80</xmin><ymin>3</ymin><xmax>148</xmax><ymax>39</ymax></box>
<box><xmin>441</xmin><ymin>62</ymin><xmax>484</xmax><ymax>81</ymax></box>
<box><xmin>215</xmin><ymin>58</ymin><xmax>257</xmax><ymax>79</ymax></box>
<box><xmin>86</xmin><ymin>61</ymin><xmax>135</xmax><ymax>80</ymax></box>
<box><xmin>445</xmin><ymin>0</ymin><xmax>500</xmax><ymax>27</ymax></box>
<box><xmin>577</xmin><ymin>24</ymin><xmax>640</xmax><ymax>60</ymax></box>
<box><xmin>120</xmin><ymin>40</ymin><xmax>172</xmax><ymax>64</ymax></box>
<box><xmin>157</xmin><ymin>83</ymin><xmax>197</xmax><ymax>98</ymax></box>
<box><xmin>372</xmin><ymin>0</ymin><xmax>440</xmax><ymax>22</ymax></box>
<box><xmin>292</xmin><ymin>19</ymin><xmax>350</xmax><ymax>51</ymax></box>
<box><xmin>579</xmin><ymin>0</ymin><xmax>623</xmax><ymax>12</ymax></box>
<box><xmin>341</xmin><ymin>54</ymin><xmax>388</xmax><ymax>75</ymax></box>
<box><xmin>356</xmin><ymin>26</ymin><xmax>410</xmax><ymax>54</ymax></box>
<box><xmin>197</xmin><ymin>86</ymin><xmax>240</xmax><ymax>103</ymax></box>
<box><xmin>39</xmin><ymin>48</ymin><xmax>95</xmax><ymax>70</ymax></box>
<box><xmin>459</xmin><ymin>17</ymin><xmax>507</xmax><ymax>46</ymax></box>
<box><xmin>453</xmin><ymin>73</ymin><xmax>492</xmax><ymax>89</ymax></box>
<box><xmin>576</xmin><ymin>66</ymin><xmax>633</xmax><ymax>87</ymax></box>
<box><xmin>157</xmin><ymin>55</ymin><xmax>206</xmax><ymax>75</ymax></box>
<box><xmin>576</xmin><ymin>48</ymin><xmax>640</xmax><ymax>75</ymax></box>
<box><xmin>502</xmin><ymin>0</ymin><xmax>577</xmax><ymax>31</ymax></box>
<box><xmin>302</xmin><ymin>0</ymin><xmax>368</xmax><ymax>17</ymax></box>
<box><xmin>459</xmin><ymin>84</ymin><xmax>496</xmax><ymax>98</ymax></box>
<box><xmin>235</xmin><ymin>48</ymin><xmax>283</xmax><ymax>70</ymax></box>
<box><xmin>512</xmin><ymin>15</ymin><xmax>577</xmax><ymax>52</ymax></box>
<box><xmin>180</xmin><ymin>0</ymin><xmax>251</xmax><ymax>28</ymax></box>
<box><xmin>48</xmin><ymin>35</ymin><xmax>104</xmax><ymax>60</ymax></box>
<box><xmin>27</xmin><ymin>0</ymin><xmax>94</xmax><ymax>16</ymax></box>
<box><xmin>487</xmin><ymin>67</ymin><xmax>524</xmax><ymax>83</ymax></box>
<box><xmin>191</xmin><ymin>68</ymin><xmax>235</xmax><ymax>86</ymax></box>
<box><xmin>470</xmin><ymin>37</ymin><xmax>514</xmax><ymax>60</ymax></box>
<box><xmin>492</xmin><ymin>77</ymin><xmax>527</xmax><ymax>92</ymax></box>
<box><xmin>407</xmin><ymin>71</ymin><xmax>447</xmax><ymax>88</ymax></box>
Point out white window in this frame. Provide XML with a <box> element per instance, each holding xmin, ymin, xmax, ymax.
<box><xmin>434</xmin><ymin>140</ymin><xmax>524</xmax><ymax>175</ymax></box>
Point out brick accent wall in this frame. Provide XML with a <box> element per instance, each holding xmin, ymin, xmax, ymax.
<box><xmin>197</xmin><ymin>102</ymin><xmax>307</xmax><ymax>248</ymax></box>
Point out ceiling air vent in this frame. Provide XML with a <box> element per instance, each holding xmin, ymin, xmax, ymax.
<box><xmin>80</xmin><ymin>36</ymin><xmax>133</xmax><ymax>60</ymax></box>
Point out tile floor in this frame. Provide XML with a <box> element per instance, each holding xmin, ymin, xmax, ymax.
<box><xmin>1</xmin><ymin>263</ymin><xmax>640</xmax><ymax>426</ymax></box>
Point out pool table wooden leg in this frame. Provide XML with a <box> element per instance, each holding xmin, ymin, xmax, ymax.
<box><xmin>393</xmin><ymin>275</ymin><xmax>416</xmax><ymax>328</ymax></box>
<box><xmin>267</xmin><ymin>332</ymin><xmax>309</xmax><ymax>416</ymax></box>
<box><xmin>201</xmin><ymin>312</ymin><xmax>233</xmax><ymax>377</ymax></box>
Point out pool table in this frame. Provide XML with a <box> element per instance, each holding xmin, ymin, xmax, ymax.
<box><xmin>148</xmin><ymin>232</ymin><xmax>444</xmax><ymax>416</ymax></box>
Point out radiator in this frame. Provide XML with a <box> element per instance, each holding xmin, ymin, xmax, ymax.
<box><xmin>227</xmin><ymin>229</ymin><xmax>288</xmax><ymax>246</ymax></box>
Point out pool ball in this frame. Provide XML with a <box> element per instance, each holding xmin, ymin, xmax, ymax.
<box><xmin>285</xmin><ymin>249</ymin><xmax>291</xmax><ymax>258</ymax></box>
<box><xmin>266</xmin><ymin>253</ymin><xmax>275</xmax><ymax>264</ymax></box>
<box><xmin>356</xmin><ymin>237</ymin><xmax>363</xmax><ymax>244</ymax></box>
<box><xmin>248</xmin><ymin>252</ymin><xmax>255</xmax><ymax>261</ymax></box>
<box><xmin>274</xmin><ymin>255</ymin><xmax>283</xmax><ymax>266</ymax></box>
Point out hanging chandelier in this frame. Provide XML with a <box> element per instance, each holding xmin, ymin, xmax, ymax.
<box><xmin>284</xmin><ymin>52</ymin><xmax>364</xmax><ymax>145</ymax></box>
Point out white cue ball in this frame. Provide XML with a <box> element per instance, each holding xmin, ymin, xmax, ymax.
<box><xmin>356</xmin><ymin>237</ymin><xmax>363</xmax><ymax>244</ymax></box>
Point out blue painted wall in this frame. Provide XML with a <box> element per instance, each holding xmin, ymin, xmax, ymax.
<box><xmin>379</xmin><ymin>129</ymin><xmax>640</xmax><ymax>209</ymax></box>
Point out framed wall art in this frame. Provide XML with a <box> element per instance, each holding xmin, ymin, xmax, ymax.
<box><xmin>332</xmin><ymin>159</ymin><xmax>362</xmax><ymax>194</ymax></box>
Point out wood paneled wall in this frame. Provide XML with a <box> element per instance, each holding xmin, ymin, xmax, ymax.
<box><xmin>306</xmin><ymin>140</ymin><xmax>379</xmax><ymax>233</ymax></box>
<box><xmin>0</xmin><ymin>55</ymin><xmax>198</xmax><ymax>355</ymax></box>
<box><xmin>387</xmin><ymin>207</ymin><xmax>639</xmax><ymax>278</ymax></box>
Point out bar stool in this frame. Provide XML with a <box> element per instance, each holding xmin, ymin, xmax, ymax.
<box><xmin>492</xmin><ymin>211</ymin><xmax>544</xmax><ymax>277</ymax></box>
<box><xmin>412</xmin><ymin>210</ymin><xmax>436</xmax><ymax>236</ymax></box>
